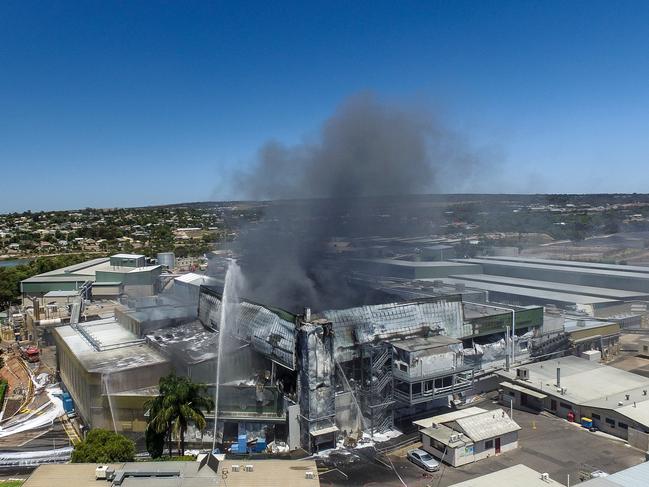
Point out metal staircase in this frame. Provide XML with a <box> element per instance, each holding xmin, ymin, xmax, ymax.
<box><xmin>360</xmin><ymin>343</ymin><xmax>395</xmax><ymax>434</ymax></box>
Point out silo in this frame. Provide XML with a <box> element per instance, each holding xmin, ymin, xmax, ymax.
<box><xmin>157</xmin><ymin>252</ymin><xmax>175</xmax><ymax>270</ymax></box>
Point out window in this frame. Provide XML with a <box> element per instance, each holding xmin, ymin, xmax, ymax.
<box><xmin>605</xmin><ymin>418</ymin><xmax>615</xmax><ymax>427</ymax></box>
<box><xmin>550</xmin><ymin>400</ymin><xmax>557</xmax><ymax>411</ymax></box>
<box><xmin>398</xmin><ymin>363</ymin><xmax>408</xmax><ymax>372</ymax></box>
<box><xmin>412</xmin><ymin>383</ymin><xmax>421</xmax><ymax>395</ymax></box>
<box><xmin>443</xmin><ymin>376</ymin><xmax>453</xmax><ymax>388</ymax></box>
<box><xmin>430</xmin><ymin>438</ymin><xmax>446</xmax><ymax>451</ymax></box>
<box><xmin>434</xmin><ymin>378</ymin><xmax>443</xmax><ymax>388</ymax></box>
<box><xmin>619</xmin><ymin>422</ymin><xmax>628</xmax><ymax>430</ymax></box>
<box><xmin>592</xmin><ymin>413</ymin><xmax>601</xmax><ymax>420</ymax></box>
<box><xmin>484</xmin><ymin>440</ymin><xmax>493</xmax><ymax>449</ymax></box>
<box><xmin>559</xmin><ymin>402</ymin><xmax>572</xmax><ymax>410</ymax></box>
<box><xmin>395</xmin><ymin>382</ymin><xmax>409</xmax><ymax>394</ymax></box>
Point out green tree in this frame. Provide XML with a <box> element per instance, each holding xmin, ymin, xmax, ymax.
<box><xmin>71</xmin><ymin>429</ymin><xmax>135</xmax><ymax>463</ymax></box>
<box><xmin>145</xmin><ymin>425</ymin><xmax>166</xmax><ymax>459</ymax></box>
<box><xmin>144</xmin><ymin>373</ymin><xmax>213</xmax><ymax>456</ymax></box>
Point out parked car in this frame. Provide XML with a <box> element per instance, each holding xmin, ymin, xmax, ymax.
<box><xmin>407</xmin><ymin>449</ymin><xmax>440</xmax><ymax>472</ymax></box>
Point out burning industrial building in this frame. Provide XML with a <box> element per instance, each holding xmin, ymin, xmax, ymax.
<box><xmin>53</xmin><ymin>263</ymin><xmax>543</xmax><ymax>454</ymax></box>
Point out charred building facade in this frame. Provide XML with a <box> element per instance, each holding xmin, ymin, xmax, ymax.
<box><xmin>54</xmin><ymin>281</ymin><xmax>543</xmax><ymax>454</ymax></box>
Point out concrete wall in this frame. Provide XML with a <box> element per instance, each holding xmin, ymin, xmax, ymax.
<box><xmin>54</xmin><ymin>331</ymin><xmax>170</xmax><ymax>433</ymax></box>
<box><xmin>422</xmin><ymin>431</ymin><xmax>517</xmax><ymax>467</ymax></box>
<box><xmin>507</xmin><ymin>385</ymin><xmax>649</xmax><ymax>443</ymax></box>
<box><xmin>628</xmin><ymin>427</ymin><xmax>649</xmax><ymax>451</ymax></box>
<box><xmin>472</xmin><ymin>431</ymin><xmax>518</xmax><ymax>462</ymax></box>
<box><xmin>421</xmin><ymin>435</ymin><xmax>465</xmax><ymax>466</ymax></box>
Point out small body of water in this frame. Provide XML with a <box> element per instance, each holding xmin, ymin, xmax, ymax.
<box><xmin>0</xmin><ymin>259</ymin><xmax>30</xmax><ymax>268</ymax></box>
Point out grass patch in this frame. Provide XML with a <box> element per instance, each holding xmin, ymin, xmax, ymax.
<box><xmin>0</xmin><ymin>380</ymin><xmax>8</xmax><ymax>408</ymax></box>
<box><xmin>150</xmin><ymin>455</ymin><xmax>196</xmax><ymax>462</ymax></box>
<box><xmin>0</xmin><ymin>481</ymin><xmax>25</xmax><ymax>487</ymax></box>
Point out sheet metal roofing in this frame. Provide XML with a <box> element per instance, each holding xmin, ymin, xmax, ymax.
<box><xmin>455</xmin><ymin>409</ymin><xmax>521</xmax><ymax>442</ymax></box>
<box><xmin>449</xmin><ymin>464</ymin><xmax>566</xmax><ymax>487</ymax></box>
<box><xmin>502</xmin><ymin>356</ymin><xmax>649</xmax><ymax>416</ymax></box>
<box><xmin>323</xmin><ymin>298</ymin><xmax>465</xmax><ymax>351</ymax></box>
<box><xmin>597</xmin><ymin>460</ymin><xmax>649</xmax><ymax>487</ymax></box>
<box><xmin>441</xmin><ymin>277</ymin><xmax>617</xmax><ymax>305</ymax></box>
<box><xmin>481</xmin><ymin>255</ymin><xmax>649</xmax><ymax>275</ymax></box>
<box><xmin>413</xmin><ymin>406</ymin><xmax>487</xmax><ymax>429</ymax></box>
<box><xmin>456</xmin><ymin>258</ymin><xmax>649</xmax><ymax>280</ymax></box>
<box><xmin>449</xmin><ymin>273</ymin><xmax>649</xmax><ymax>299</ymax></box>
<box><xmin>353</xmin><ymin>258</ymin><xmax>480</xmax><ymax>268</ymax></box>
<box><xmin>564</xmin><ymin>318</ymin><xmax>618</xmax><ymax>333</ymax></box>
<box><xmin>421</xmin><ymin>423</ymin><xmax>471</xmax><ymax>447</ymax></box>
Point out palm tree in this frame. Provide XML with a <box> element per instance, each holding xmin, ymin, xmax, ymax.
<box><xmin>145</xmin><ymin>373</ymin><xmax>214</xmax><ymax>457</ymax></box>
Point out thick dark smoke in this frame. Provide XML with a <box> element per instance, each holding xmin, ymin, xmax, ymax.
<box><xmin>227</xmin><ymin>93</ymin><xmax>488</xmax><ymax>312</ymax></box>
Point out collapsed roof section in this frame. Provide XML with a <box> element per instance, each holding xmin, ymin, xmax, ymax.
<box><xmin>199</xmin><ymin>286</ymin><xmax>298</xmax><ymax>370</ymax></box>
<box><xmin>321</xmin><ymin>296</ymin><xmax>465</xmax><ymax>362</ymax></box>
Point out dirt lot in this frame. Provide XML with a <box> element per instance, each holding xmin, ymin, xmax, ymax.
<box><xmin>320</xmin><ymin>404</ymin><xmax>646</xmax><ymax>487</ymax></box>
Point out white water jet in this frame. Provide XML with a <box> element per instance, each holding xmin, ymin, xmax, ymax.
<box><xmin>335</xmin><ymin>361</ymin><xmax>367</xmax><ymax>434</ymax></box>
<box><xmin>211</xmin><ymin>259</ymin><xmax>244</xmax><ymax>451</ymax></box>
<box><xmin>103</xmin><ymin>372</ymin><xmax>118</xmax><ymax>433</ymax></box>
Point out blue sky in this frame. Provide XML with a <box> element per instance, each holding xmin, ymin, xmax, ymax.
<box><xmin>1</xmin><ymin>0</ymin><xmax>649</xmax><ymax>212</ymax></box>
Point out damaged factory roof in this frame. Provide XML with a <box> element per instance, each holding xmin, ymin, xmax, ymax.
<box><xmin>391</xmin><ymin>334</ymin><xmax>460</xmax><ymax>353</ymax></box>
<box><xmin>146</xmin><ymin>320</ymin><xmax>218</xmax><ymax>365</ymax></box>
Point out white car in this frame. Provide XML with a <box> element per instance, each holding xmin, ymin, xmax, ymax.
<box><xmin>407</xmin><ymin>448</ymin><xmax>440</xmax><ymax>472</ymax></box>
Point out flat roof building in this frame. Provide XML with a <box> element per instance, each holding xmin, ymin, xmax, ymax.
<box><xmin>499</xmin><ymin>356</ymin><xmax>649</xmax><ymax>450</ymax></box>
<box><xmin>53</xmin><ymin>318</ymin><xmax>170</xmax><ymax>432</ymax></box>
<box><xmin>454</xmin><ymin>258</ymin><xmax>649</xmax><ymax>294</ymax></box>
<box><xmin>449</xmin><ymin>464</ymin><xmax>565</xmax><ymax>487</ymax></box>
<box><xmin>22</xmin><ymin>458</ymin><xmax>320</xmax><ymax>487</ymax></box>
<box><xmin>348</xmin><ymin>258</ymin><xmax>482</xmax><ymax>279</ymax></box>
<box><xmin>21</xmin><ymin>254</ymin><xmax>162</xmax><ymax>299</ymax></box>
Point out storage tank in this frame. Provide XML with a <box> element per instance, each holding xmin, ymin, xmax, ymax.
<box><xmin>157</xmin><ymin>252</ymin><xmax>175</xmax><ymax>270</ymax></box>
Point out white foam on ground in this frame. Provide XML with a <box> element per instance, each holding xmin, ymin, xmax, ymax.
<box><xmin>0</xmin><ymin>385</ymin><xmax>65</xmax><ymax>438</ymax></box>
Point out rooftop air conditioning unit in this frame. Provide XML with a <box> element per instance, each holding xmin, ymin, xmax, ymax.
<box><xmin>540</xmin><ymin>473</ymin><xmax>550</xmax><ymax>481</ymax></box>
<box><xmin>245</xmin><ymin>465</ymin><xmax>254</xmax><ymax>472</ymax></box>
<box><xmin>517</xmin><ymin>368</ymin><xmax>529</xmax><ymax>380</ymax></box>
<box><xmin>305</xmin><ymin>471</ymin><xmax>315</xmax><ymax>480</ymax></box>
<box><xmin>231</xmin><ymin>465</ymin><xmax>240</xmax><ymax>472</ymax></box>
<box><xmin>95</xmin><ymin>466</ymin><xmax>109</xmax><ymax>480</ymax></box>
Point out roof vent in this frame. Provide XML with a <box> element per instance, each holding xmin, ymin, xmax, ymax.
<box><xmin>626</xmin><ymin>394</ymin><xmax>630</xmax><ymax>401</ymax></box>
<box><xmin>644</xmin><ymin>390</ymin><xmax>647</xmax><ymax>396</ymax></box>
<box><xmin>618</xmin><ymin>401</ymin><xmax>624</xmax><ymax>406</ymax></box>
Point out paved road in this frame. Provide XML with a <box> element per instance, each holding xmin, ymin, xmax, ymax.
<box><xmin>320</xmin><ymin>403</ymin><xmax>647</xmax><ymax>486</ymax></box>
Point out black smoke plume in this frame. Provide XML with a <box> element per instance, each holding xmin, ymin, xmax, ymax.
<box><xmin>227</xmin><ymin>93</ymin><xmax>487</xmax><ymax>311</ymax></box>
